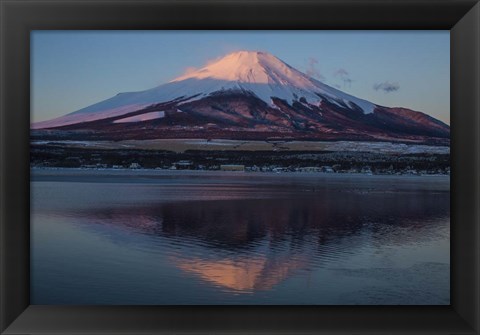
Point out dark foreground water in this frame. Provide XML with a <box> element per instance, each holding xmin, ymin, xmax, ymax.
<box><xmin>31</xmin><ymin>169</ymin><xmax>450</xmax><ymax>305</ymax></box>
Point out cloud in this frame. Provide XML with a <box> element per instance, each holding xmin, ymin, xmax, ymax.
<box><xmin>180</xmin><ymin>52</ymin><xmax>231</xmax><ymax>75</ymax></box>
<box><xmin>334</xmin><ymin>68</ymin><xmax>349</xmax><ymax>78</ymax></box>
<box><xmin>373</xmin><ymin>81</ymin><xmax>400</xmax><ymax>93</ymax></box>
<box><xmin>305</xmin><ymin>57</ymin><xmax>325</xmax><ymax>82</ymax></box>
<box><xmin>182</xmin><ymin>66</ymin><xmax>198</xmax><ymax>76</ymax></box>
<box><xmin>333</xmin><ymin>68</ymin><xmax>354</xmax><ymax>88</ymax></box>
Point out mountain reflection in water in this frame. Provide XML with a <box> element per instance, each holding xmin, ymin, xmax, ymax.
<box><xmin>31</xmin><ymin>171</ymin><xmax>450</xmax><ymax>304</ymax></box>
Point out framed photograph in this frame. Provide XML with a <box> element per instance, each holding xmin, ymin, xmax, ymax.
<box><xmin>1</xmin><ymin>0</ymin><xmax>479</xmax><ymax>334</ymax></box>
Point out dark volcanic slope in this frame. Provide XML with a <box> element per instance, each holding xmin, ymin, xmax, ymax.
<box><xmin>51</xmin><ymin>91</ymin><xmax>450</xmax><ymax>144</ymax></box>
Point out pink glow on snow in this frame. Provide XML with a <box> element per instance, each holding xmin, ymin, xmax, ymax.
<box><xmin>31</xmin><ymin>103</ymin><xmax>151</xmax><ymax>129</ymax></box>
<box><xmin>113</xmin><ymin>111</ymin><xmax>165</xmax><ymax>123</ymax></box>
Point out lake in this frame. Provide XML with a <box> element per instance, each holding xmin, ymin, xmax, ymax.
<box><xmin>30</xmin><ymin>169</ymin><xmax>450</xmax><ymax>305</ymax></box>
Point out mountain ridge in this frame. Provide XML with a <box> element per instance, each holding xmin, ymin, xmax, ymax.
<box><xmin>31</xmin><ymin>50</ymin><xmax>449</xmax><ymax>145</ymax></box>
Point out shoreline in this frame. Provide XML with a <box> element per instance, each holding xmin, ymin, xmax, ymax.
<box><xmin>30</xmin><ymin>139</ymin><xmax>451</xmax><ymax>176</ymax></box>
<box><xmin>30</xmin><ymin>138</ymin><xmax>450</xmax><ymax>154</ymax></box>
<box><xmin>30</xmin><ymin>165</ymin><xmax>450</xmax><ymax>176</ymax></box>
<box><xmin>30</xmin><ymin>166</ymin><xmax>451</xmax><ymax>179</ymax></box>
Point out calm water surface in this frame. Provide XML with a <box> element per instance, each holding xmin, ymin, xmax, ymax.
<box><xmin>31</xmin><ymin>169</ymin><xmax>450</xmax><ymax>305</ymax></box>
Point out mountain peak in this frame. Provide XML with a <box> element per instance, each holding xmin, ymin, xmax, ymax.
<box><xmin>171</xmin><ymin>50</ymin><xmax>309</xmax><ymax>86</ymax></box>
<box><xmin>226</xmin><ymin>50</ymin><xmax>265</xmax><ymax>57</ymax></box>
<box><xmin>222</xmin><ymin>50</ymin><xmax>276</xmax><ymax>63</ymax></box>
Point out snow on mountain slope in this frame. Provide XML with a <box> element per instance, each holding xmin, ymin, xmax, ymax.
<box><xmin>113</xmin><ymin>111</ymin><xmax>165</xmax><ymax>123</ymax></box>
<box><xmin>32</xmin><ymin>103</ymin><xmax>152</xmax><ymax>129</ymax></box>
<box><xmin>172</xmin><ymin>51</ymin><xmax>375</xmax><ymax>113</ymax></box>
<box><xmin>32</xmin><ymin>51</ymin><xmax>376</xmax><ymax>129</ymax></box>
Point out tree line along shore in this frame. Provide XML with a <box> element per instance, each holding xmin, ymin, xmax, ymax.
<box><xmin>30</xmin><ymin>144</ymin><xmax>450</xmax><ymax>175</ymax></box>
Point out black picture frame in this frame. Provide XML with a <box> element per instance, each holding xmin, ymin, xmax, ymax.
<box><xmin>1</xmin><ymin>0</ymin><xmax>479</xmax><ymax>334</ymax></box>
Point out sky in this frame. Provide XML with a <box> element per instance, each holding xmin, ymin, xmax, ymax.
<box><xmin>31</xmin><ymin>31</ymin><xmax>450</xmax><ymax>124</ymax></box>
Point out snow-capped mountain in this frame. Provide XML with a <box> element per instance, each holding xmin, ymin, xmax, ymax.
<box><xmin>32</xmin><ymin>51</ymin><xmax>449</xmax><ymax>144</ymax></box>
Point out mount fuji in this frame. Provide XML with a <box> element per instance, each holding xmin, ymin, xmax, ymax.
<box><xmin>32</xmin><ymin>51</ymin><xmax>449</xmax><ymax>144</ymax></box>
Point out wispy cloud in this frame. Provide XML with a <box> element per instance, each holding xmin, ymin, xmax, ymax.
<box><xmin>182</xmin><ymin>66</ymin><xmax>198</xmax><ymax>75</ymax></box>
<box><xmin>373</xmin><ymin>81</ymin><xmax>400</xmax><ymax>93</ymax></box>
<box><xmin>334</xmin><ymin>68</ymin><xmax>349</xmax><ymax>78</ymax></box>
<box><xmin>305</xmin><ymin>57</ymin><xmax>325</xmax><ymax>82</ymax></box>
<box><xmin>334</xmin><ymin>68</ymin><xmax>353</xmax><ymax>88</ymax></box>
